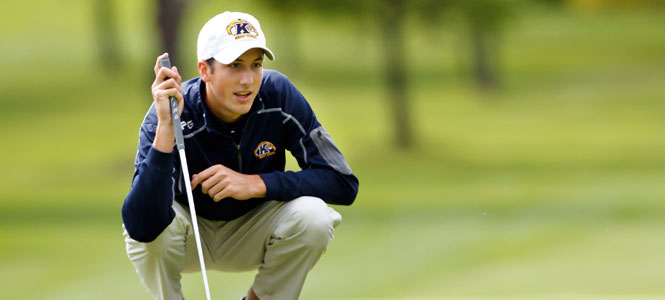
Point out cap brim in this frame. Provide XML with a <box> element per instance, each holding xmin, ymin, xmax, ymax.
<box><xmin>212</xmin><ymin>41</ymin><xmax>275</xmax><ymax>65</ymax></box>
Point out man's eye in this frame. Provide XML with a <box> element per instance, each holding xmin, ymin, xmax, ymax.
<box><xmin>230</xmin><ymin>63</ymin><xmax>240</xmax><ymax>68</ymax></box>
<box><xmin>253</xmin><ymin>63</ymin><xmax>263</xmax><ymax>68</ymax></box>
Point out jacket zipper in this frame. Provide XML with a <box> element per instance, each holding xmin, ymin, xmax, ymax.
<box><xmin>235</xmin><ymin>142</ymin><xmax>242</xmax><ymax>173</ymax></box>
<box><xmin>234</xmin><ymin>111</ymin><xmax>258</xmax><ymax>174</ymax></box>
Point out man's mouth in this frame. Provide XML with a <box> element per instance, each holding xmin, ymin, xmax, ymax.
<box><xmin>234</xmin><ymin>91</ymin><xmax>252</xmax><ymax>101</ymax></box>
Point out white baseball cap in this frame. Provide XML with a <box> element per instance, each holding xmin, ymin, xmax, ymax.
<box><xmin>197</xmin><ymin>11</ymin><xmax>275</xmax><ymax>64</ymax></box>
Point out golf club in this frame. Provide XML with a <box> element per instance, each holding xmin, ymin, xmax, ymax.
<box><xmin>159</xmin><ymin>56</ymin><xmax>212</xmax><ymax>300</ymax></box>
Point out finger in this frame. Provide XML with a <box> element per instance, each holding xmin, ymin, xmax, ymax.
<box><xmin>155</xmin><ymin>78</ymin><xmax>180</xmax><ymax>92</ymax></box>
<box><xmin>154</xmin><ymin>88</ymin><xmax>181</xmax><ymax>102</ymax></box>
<box><xmin>190</xmin><ymin>173</ymin><xmax>204</xmax><ymax>190</ymax></box>
<box><xmin>152</xmin><ymin>68</ymin><xmax>172</xmax><ymax>89</ymax></box>
<box><xmin>172</xmin><ymin>66</ymin><xmax>182</xmax><ymax>85</ymax></box>
<box><xmin>154</xmin><ymin>53</ymin><xmax>168</xmax><ymax>75</ymax></box>
<box><xmin>201</xmin><ymin>173</ymin><xmax>226</xmax><ymax>195</ymax></box>
<box><xmin>191</xmin><ymin>168</ymin><xmax>216</xmax><ymax>190</ymax></box>
<box><xmin>207</xmin><ymin>179</ymin><xmax>229</xmax><ymax>198</ymax></box>
<box><xmin>177</xmin><ymin>91</ymin><xmax>185</xmax><ymax>114</ymax></box>
<box><xmin>213</xmin><ymin>187</ymin><xmax>231</xmax><ymax>202</ymax></box>
<box><xmin>156</xmin><ymin>67</ymin><xmax>180</xmax><ymax>83</ymax></box>
<box><xmin>191</xmin><ymin>165</ymin><xmax>227</xmax><ymax>189</ymax></box>
<box><xmin>154</xmin><ymin>80</ymin><xmax>183</xmax><ymax>102</ymax></box>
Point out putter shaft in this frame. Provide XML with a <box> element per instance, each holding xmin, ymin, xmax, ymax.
<box><xmin>159</xmin><ymin>56</ymin><xmax>212</xmax><ymax>300</ymax></box>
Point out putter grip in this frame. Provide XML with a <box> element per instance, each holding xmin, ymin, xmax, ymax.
<box><xmin>158</xmin><ymin>57</ymin><xmax>185</xmax><ymax>151</ymax></box>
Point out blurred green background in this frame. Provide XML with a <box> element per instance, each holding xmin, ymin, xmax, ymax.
<box><xmin>2</xmin><ymin>0</ymin><xmax>665</xmax><ymax>299</ymax></box>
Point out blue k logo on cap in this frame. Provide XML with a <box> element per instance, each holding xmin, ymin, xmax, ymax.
<box><xmin>226</xmin><ymin>19</ymin><xmax>259</xmax><ymax>40</ymax></box>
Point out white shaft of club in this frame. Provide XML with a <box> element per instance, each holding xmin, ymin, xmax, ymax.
<box><xmin>178</xmin><ymin>149</ymin><xmax>212</xmax><ymax>300</ymax></box>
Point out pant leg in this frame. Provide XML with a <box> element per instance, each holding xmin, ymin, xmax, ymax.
<box><xmin>123</xmin><ymin>201</ymin><xmax>202</xmax><ymax>300</ymax></box>
<box><xmin>252</xmin><ymin>196</ymin><xmax>342</xmax><ymax>300</ymax></box>
<box><xmin>124</xmin><ymin>197</ymin><xmax>342</xmax><ymax>300</ymax></box>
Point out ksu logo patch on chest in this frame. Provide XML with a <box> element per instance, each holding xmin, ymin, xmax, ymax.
<box><xmin>254</xmin><ymin>141</ymin><xmax>276</xmax><ymax>159</ymax></box>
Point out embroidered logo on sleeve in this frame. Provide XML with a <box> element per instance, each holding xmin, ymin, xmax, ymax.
<box><xmin>254</xmin><ymin>141</ymin><xmax>276</xmax><ymax>159</ymax></box>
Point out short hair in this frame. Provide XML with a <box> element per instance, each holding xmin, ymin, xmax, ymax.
<box><xmin>205</xmin><ymin>58</ymin><xmax>216</xmax><ymax>74</ymax></box>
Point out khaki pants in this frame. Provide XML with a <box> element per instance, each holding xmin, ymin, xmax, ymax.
<box><xmin>123</xmin><ymin>196</ymin><xmax>342</xmax><ymax>300</ymax></box>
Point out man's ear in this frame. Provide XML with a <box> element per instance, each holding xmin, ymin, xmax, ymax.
<box><xmin>198</xmin><ymin>61</ymin><xmax>210</xmax><ymax>82</ymax></box>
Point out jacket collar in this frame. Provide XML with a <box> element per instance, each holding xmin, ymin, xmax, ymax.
<box><xmin>197</xmin><ymin>79</ymin><xmax>265</xmax><ymax>136</ymax></box>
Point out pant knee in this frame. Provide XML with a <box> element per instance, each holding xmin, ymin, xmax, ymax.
<box><xmin>124</xmin><ymin>216</ymin><xmax>188</xmax><ymax>267</ymax></box>
<box><xmin>277</xmin><ymin>197</ymin><xmax>342</xmax><ymax>250</ymax></box>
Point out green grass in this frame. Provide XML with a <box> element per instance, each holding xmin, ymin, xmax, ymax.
<box><xmin>1</xmin><ymin>2</ymin><xmax>665</xmax><ymax>299</ymax></box>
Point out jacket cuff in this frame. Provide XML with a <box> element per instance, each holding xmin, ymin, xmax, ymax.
<box><xmin>145</xmin><ymin>146</ymin><xmax>175</xmax><ymax>174</ymax></box>
<box><xmin>259</xmin><ymin>172</ymin><xmax>281</xmax><ymax>201</ymax></box>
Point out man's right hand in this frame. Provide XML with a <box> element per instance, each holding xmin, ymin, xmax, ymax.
<box><xmin>151</xmin><ymin>53</ymin><xmax>184</xmax><ymax>153</ymax></box>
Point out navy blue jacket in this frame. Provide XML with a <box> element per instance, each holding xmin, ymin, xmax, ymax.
<box><xmin>122</xmin><ymin>70</ymin><xmax>358</xmax><ymax>242</ymax></box>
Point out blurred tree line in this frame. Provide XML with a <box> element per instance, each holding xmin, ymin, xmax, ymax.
<box><xmin>256</xmin><ymin>0</ymin><xmax>520</xmax><ymax>149</ymax></box>
<box><xmin>247</xmin><ymin>0</ymin><xmax>519</xmax><ymax>148</ymax></box>
<box><xmin>92</xmin><ymin>0</ymin><xmax>662</xmax><ymax>149</ymax></box>
<box><xmin>565</xmin><ymin>0</ymin><xmax>665</xmax><ymax>12</ymax></box>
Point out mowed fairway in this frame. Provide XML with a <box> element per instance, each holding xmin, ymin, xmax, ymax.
<box><xmin>1</xmin><ymin>2</ymin><xmax>665</xmax><ymax>299</ymax></box>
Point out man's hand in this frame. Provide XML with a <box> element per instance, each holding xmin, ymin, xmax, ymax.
<box><xmin>191</xmin><ymin>164</ymin><xmax>267</xmax><ymax>201</ymax></box>
<box><xmin>151</xmin><ymin>53</ymin><xmax>184</xmax><ymax>153</ymax></box>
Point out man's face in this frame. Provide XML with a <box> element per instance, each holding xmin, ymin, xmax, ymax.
<box><xmin>200</xmin><ymin>48</ymin><xmax>264</xmax><ymax>123</ymax></box>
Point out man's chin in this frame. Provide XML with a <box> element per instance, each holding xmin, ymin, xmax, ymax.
<box><xmin>234</xmin><ymin>101</ymin><xmax>254</xmax><ymax>116</ymax></box>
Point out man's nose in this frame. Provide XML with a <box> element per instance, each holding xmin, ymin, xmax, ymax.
<box><xmin>239</xmin><ymin>68</ymin><xmax>253</xmax><ymax>85</ymax></box>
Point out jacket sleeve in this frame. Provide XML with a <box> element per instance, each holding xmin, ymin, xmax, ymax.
<box><xmin>121</xmin><ymin>105</ymin><xmax>177</xmax><ymax>242</ymax></box>
<box><xmin>258</xmin><ymin>73</ymin><xmax>359</xmax><ymax>205</ymax></box>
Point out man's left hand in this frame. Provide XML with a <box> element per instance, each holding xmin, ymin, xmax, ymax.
<box><xmin>191</xmin><ymin>164</ymin><xmax>267</xmax><ymax>201</ymax></box>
